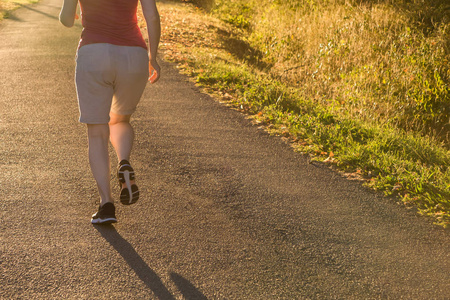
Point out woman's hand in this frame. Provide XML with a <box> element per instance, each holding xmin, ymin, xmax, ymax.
<box><xmin>149</xmin><ymin>60</ymin><xmax>160</xmax><ymax>84</ymax></box>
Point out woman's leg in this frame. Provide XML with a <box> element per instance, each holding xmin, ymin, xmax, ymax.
<box><xmin>109</xmin><ymin>112</ymin><xmax>140</xmax><ymax>205</ymax></box>
<box><xmin>87</xmin><ymin>123</ymin><xmax>113</xmax><ymax>206</ymax></box>
<box><xmin>109</xmin><ymin>112</ymin><xmax>137</xmax><ymax>189</ymax></box>
<box><xmin>109</xmin><ymin>112</ymin><xmax>134</xmax><ymax>162</ymax></box>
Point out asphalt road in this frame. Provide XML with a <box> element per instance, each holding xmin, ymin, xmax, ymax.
<box><xmin>1</xmin><ymin>0</ymin><xmax>449</xmax><ymax>299</ymax></box>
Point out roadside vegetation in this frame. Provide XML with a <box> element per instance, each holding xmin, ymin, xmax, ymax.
<box><xmin>0</xmin><ymin>0</ymin><xmax>38</xmax><ymax>21</ymax></box>
<box><xmin>148</xmin><ymin>0</ymin><xmax>450</xmax><ymax>227</ymax></box>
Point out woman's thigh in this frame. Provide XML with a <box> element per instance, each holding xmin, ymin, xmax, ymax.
<box><xmin>111</xmin><ymin>46</ymin><xmax>149</xmax><ymax>116</ymax></box>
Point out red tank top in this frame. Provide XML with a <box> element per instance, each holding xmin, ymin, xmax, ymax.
<box><xmin>78</xmin><ymin>0</ymin><xmax>147</xmax><ymax>50</ymax></box>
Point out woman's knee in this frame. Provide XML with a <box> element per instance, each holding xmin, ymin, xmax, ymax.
<box><xmin>109</xmin><ymin>112</ymin><xmax>131</xmax><ymax>125</ymax></box>
<box><xmin>87</xmin><ymin>123</ymin><xmax>110</xmax><ymax>139</ymax></box>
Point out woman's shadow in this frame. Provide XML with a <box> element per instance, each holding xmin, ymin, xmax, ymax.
<box><xmin>94</xmin><ymin>225</ymin><xmax>208</xmax><ymax>300</ymax></box>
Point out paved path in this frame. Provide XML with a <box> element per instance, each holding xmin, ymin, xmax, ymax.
<box><xmin>1</xmin><ymin>0</ymin><xmax>449</xmax><ymax>298</ymax></box>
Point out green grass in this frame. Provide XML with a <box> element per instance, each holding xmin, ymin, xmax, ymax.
<box><xmin>0</xmin><ymin>0</ymin><xmax>38</xmax><ymax>21</ymax></box>
<box><xmin>158</xmin><ymin>0</ymin><xmax>450</xmax><ymax>227</ymax></box>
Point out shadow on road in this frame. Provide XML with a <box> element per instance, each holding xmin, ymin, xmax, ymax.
<box><xmin>13</xmin><ymin>2</ymin><xmax>59</xmax><ymax>21</ymax></box>
<box><xmin>6</xmin><ymin>2</ymin><xmax>83</xmax><ymax>28</ymax></box>
<box><xmin>94</xmin><ymin>225</ymin><xmax>208</xmax><ymax>299</ymax></box>
<box><xmin>94</xmin><ymin>225</ymin><xmax>176</xmax><ymax>299</ymax></box>
<box><xmin>170</xmin><ymin>272</ymin><xmax>209</xmax><ymax>300</ymax></box>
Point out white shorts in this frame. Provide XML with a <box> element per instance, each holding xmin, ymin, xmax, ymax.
<box><xmin>75</xmin><ymin>43</ymin><xmax>149</xmax><ymax>124</ymax></box>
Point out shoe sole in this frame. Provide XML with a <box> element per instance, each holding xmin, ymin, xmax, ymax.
<box><xmin>91</xmin><ymin>217</ymin><xmax>118</xmax><ymax>224</ymax></box>
<box><xmin>120</xmin><ymin>184</ymin><xmax>139</xmax><ymax>205</ymax></box>
<box><xmin>118</xmin><ymin>164</ymin><xmax>139</xmax><ymax>205</ymax></box>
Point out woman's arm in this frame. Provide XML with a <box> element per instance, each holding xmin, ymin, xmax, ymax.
<box><xmin>59</xmin><ymin>0</ymin><xmax>78</xmax><ymax>28</ymax></box>
<box><xmin>140</xmin><ymin>0</ymin><xmax>161</xmax><ymax>83</ymax></box>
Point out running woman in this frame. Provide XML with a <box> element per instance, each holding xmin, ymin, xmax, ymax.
<box><xmin>59</xmin><ymin>0</ymin><xmax>161</xmax><ymax>224</ymax></box>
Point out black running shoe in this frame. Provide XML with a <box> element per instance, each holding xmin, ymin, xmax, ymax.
<box><xmin>91</xmin><ymin>202</ymin><xmax>117</xmax><ymax>224</ymax></box>
<box><xmin>117</xmin><ymin>160</ymin><xmax>139</xmax><ymax>205</ymax></box>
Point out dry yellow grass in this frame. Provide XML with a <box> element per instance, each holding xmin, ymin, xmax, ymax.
<box><xmin>238</xmin><ymin>1</ymin><xmax>449</xmax><ymax>144</ymax></box>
